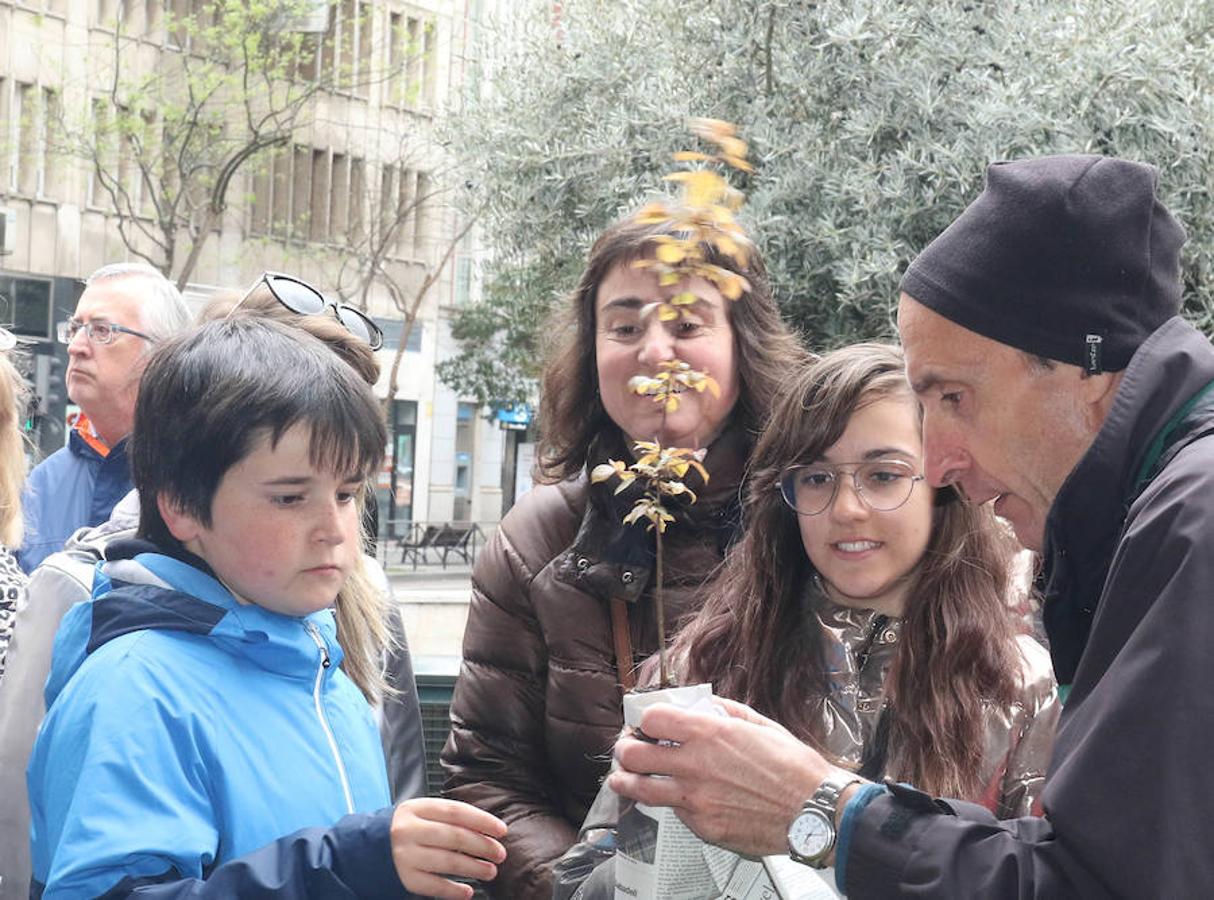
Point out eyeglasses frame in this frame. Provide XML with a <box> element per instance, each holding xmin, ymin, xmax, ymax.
<box><xmin>57</xmin><ymin>319</ymin><xmax>155</xmax><ymax>347</ymax></box>
<box><xmin>778</xmin><ymin>459</ymin><xmax>926</xmax><ymax>517</ymax></box>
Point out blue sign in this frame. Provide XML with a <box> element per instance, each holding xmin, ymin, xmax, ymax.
<box><xmin>495</xmin><ymin>404</ymin><xmax>531</xmax><ymax>431</ymax></box>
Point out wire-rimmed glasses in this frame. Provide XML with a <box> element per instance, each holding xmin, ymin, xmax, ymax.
<box><xmin>779</xmin><ymin>459</ymin><xmax>925</xmax><ymax>516</ymax></box>
<box><xmin>57</xmin><ymin>319</ymin><xmax>154</xmax><ymax>346</ymax></box>
<box><xmin>236</xmin><ymin>272</ymin><xmax>384</xmax><ymax>350</ymax></box>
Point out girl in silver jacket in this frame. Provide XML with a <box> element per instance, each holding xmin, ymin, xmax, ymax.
<box><xmin>674</xmin><ymin>341</ymin><xmax>1058</xmax><ymax>816</ymax></box>
<box><xmin>557</xmin><ymin>343</ymin><xmax>1058</xmax><ymax>897</ymax></box>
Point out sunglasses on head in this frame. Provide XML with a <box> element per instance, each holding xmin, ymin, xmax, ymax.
<box><xmin>235</xmin><ymin>272</ymin><xmax>384</xmax><ymax>350</ymax></box>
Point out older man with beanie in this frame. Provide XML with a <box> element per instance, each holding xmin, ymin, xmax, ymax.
<box><xmin>608</xmin><ymin>155</ymin><xmax>1211</xmax><ymax>897</ymax></box>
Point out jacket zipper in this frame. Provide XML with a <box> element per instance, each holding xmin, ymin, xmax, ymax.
<box><xmin>305</xmin><ymin>621</ymin><xmax>355</xmax><ymax>814</ymax></box>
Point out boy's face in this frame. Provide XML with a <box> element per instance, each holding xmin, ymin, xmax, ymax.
<box><xmin>161</xmin><ymin>423</ymin><xmax>364</xmax><ymax>617</ymax></box>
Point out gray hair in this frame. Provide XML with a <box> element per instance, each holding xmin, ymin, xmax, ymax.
<box><xmin>86</xmin><ymin>263</ymin><xmax>192</xmax><ymax>344</ymax></box>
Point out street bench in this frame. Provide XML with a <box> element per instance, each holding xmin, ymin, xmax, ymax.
<box><xmin>397</xmin><ymin>522</ymin><xmax>484</xmax><ymax>569</ymax></box>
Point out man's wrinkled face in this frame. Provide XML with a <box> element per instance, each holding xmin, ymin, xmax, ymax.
<box><xmin>897</xmin><ymin>293</ymin><xmax>1096</xmax><ymax>551</ymax></box>
<box><xmin>65</xmin><ymin>277</ymin><xmax>154</xmax><ymax>437</ymax></box>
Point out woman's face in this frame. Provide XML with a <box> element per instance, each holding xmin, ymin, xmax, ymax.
<box><xmin>796</xmin><ymin>395</ymin><xmax>934</xmax><ymax>618</ymax></box>
<box><xmin>594</xmin><ymin>261</ymin><xmax>740</xmax><ymax>448</ymax></box>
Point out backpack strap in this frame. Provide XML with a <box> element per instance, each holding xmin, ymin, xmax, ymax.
<box><xmin>610</xmin><ymin>597</ymin><xmax>636</xmax><ymax>693</ymax></box>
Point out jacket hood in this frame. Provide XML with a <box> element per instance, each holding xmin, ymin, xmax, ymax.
<box><xmin>45</xmin><ymin>539</ymin><xmax>342</xmax><ymax>708</ymax></box>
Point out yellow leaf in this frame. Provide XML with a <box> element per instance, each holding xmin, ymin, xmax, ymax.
<box><xmin>655</xmin><ymin>242</ymin><xmax>685</xmax><ymax>265</ymax></box>
<box><xmin>718</xmin><ymin>272</ymin><xmax>745</xmax><ymax>300</ymax></box>
<box><xmin>670</xmin><ymin>291</ymin><xmax>698</xmax><ymax>306</ymax></box>
<box><xmin>658</xmin><ymin>303</ymin><xmax>679</xmax><ymax>321</ymax></box>
<box><xmin>688</xmin><ymin>460</ymin><xmax>710</xmax><ymax>483</ymax></box>
<box><xmin>665</xmin><ymin>395</ymin><xmax>680</xmax><ymax>414</ymax></box>
<box><xmin>705</xmin><ymin>375</ymin><xmax>720</xmax><ymax>397</ymax></box>
<box><xmin>690</xmin><ymin>117</ymin><xmax>735</xmax><ymax>140</ymax></box>
<box><xmin>672</xmin><ymin>151</ymin><xmax>712</xmax><ymax>162</ymax></box>
<box><xmin>634</xmin><ymin>202</ymin><xmax>672</xmax><ymax>224</ymax></box>
<box><xmin>590</xmin><ymin>464</ymin><xmax>617</xmax><ymax>483</ymax></box>
<box><xmin>719</xmin><ymin>136</ymin><xmax>748</xmax><ymax>159</ymax></box>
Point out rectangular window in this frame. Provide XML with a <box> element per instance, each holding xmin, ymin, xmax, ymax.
<box><xmin>249</xmin><ymin>161</ymin><xmax>271</xmax><ymax>236</ymax></box>
<box><xmin>412</xmin><ymin>171</ymin><xmax>430</xmax><ymax>256</ymax></box>
<box><xmin>454</xmin><ymin>255</ymin><xmax>472</xmax><ymax>306</ymax></box>
<box><xmin>87</xmin><ymin>98</ymin><xmax>112</xmax><ymax>208</ymax></box>
<box><xmin>37</xmin><ymin>88</ymin><xmax>61</xmax><ymax>199</ymax></box>
<box><xmin>291</xmin><ymin>144</ymin><xmax>312</xmax><ymax>239</ymax></box>
<box><xmin>270</xmin><ymin>147</ymin><xmax>291</xmax><ymax>238</ymax></box>
<box><xmin>96</xmin><ymin>0</ymin><xmax>118</xmax><ymax>28</ymax></box>
<box><xmin>0</xmin><ymin>275</ymin><xmax>54</xmax><ymax>340</ymax></box>
<box><xmin>349</xmin><ymin>156</ymin><xmax>365</xmax><ymax>243</ymax></box>
<box><xmin>422</xmin><ymin>20</ymin><xmax>437</xmax><ymax>107</ymax></box>
<box><xmin>405</xmin><ymin>17</ymin><xmax>422</xmax><ymax>105</ymax></box>
<box><xmin>454</xmin><ymin>401</ymin><xmax>476</xmax><ymax>522</ymax></box>
<box><xmin>379</xmin><ymin>163</ymin><xmax>397</xmax><ymax>247</ymax></box>
<box><xmin>373</xmin><ymin>317</ymin><xmax>423</xmax><ymax>352</ymax></box>
<box><xmin>387</xmin><ymin>12</ymin><xmax>403</xmax><ymax>105</ymax></box>
<box><xmin>15</xmin><ymin>84</ymin><xmax>38</xmax><ymax>196</ymax></box>
<box><xmin>329</xmin><ymin>152</ymin><xmax>349</xmax><ymax>242</ymax></box>
<box><xmin>308</xmin><ymin>147</ymin><xmax>329</xmax><ymax>242</ymax></box>
<box><xmin>395</xmin><ymin>167</ymin><xmax>415</xmax><ymax>258</ymax></box>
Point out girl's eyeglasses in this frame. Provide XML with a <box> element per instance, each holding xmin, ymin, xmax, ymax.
<box><xmin>236</xmin><ymin>272</ymin><xmax>384</xmax><ymax>350</ymax></box>
<box><xmin>778</xmin><ymin>459</ymin><xmax>925</xmax><ymax>516</ymax></box>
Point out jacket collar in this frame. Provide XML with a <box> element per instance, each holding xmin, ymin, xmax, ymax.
<box><xmin>1043</xmin><ymin>316</ymin><xmax>1214</xmax><ymax>684</ymax></box>
<box><xmin>554</xmin><ymin>422</ymin><xmax>750</xmax><ymax>603</ymax></box>
<box><xmin>44</xmin><ymin>540</ymin><xmax>342</xmax><ymax>707</ymax></box>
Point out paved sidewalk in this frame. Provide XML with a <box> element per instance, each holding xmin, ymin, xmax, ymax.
<box><xmin>384</xmin><ymin>564</ymin><xmax>473</xmax><ymax>659</ymax></box>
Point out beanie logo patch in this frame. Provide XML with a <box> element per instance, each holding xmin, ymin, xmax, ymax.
<box><xmin>1085</xmin><ymin>334</ymin><xmax>1103</xmax><ymax>375</ymax></box>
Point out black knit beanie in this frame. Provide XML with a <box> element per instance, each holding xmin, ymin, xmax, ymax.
<box><xmin>899</xmin><ymin>155</ymin><xmax>1185</xmax><ymax>372</ymax></box>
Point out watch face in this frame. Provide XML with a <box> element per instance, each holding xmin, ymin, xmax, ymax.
<box><xmin>788</xmin><ymin>809</ymin><xmax>833</xmax><ymax>859</ymax></box>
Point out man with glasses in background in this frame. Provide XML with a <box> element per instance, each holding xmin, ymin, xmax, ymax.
<box><xmin>15</xmin><ymin>262</ymin><xmax>191</xmax><ymax>573</ymax></box>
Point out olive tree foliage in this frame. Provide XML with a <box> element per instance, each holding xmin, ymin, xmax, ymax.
<box><xmin>439</xmin><ymin>0</ymin><xmax>1214</xmax><ymax>408</ymax></box>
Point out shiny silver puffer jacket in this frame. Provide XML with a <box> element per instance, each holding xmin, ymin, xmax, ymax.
<box><xmin>810</xmin><ymin>592</ymin><xmax>1059</xmax><ymax>819</ymax></box>
<box><xmin>554</xmin><ymin>586</ymin><xmax>1059</xmax><ymax>897</ymax></box>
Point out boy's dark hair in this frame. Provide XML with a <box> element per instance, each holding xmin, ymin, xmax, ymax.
<box><xmin>132</xmin><ymin>317</ymin><xmax>387</xmax><ymax>550</ymax></box>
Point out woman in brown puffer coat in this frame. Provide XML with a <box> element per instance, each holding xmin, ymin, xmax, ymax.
<box><xmin>440</xmin><ymin>213</ymin><xmax>808</xmax><ymax>899</ymax></box>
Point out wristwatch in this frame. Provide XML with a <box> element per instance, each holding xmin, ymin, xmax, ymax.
<box><xmin>787</xmin><ymin>772</ymin><xmax>862</xmax><ymax>868</ymax></box>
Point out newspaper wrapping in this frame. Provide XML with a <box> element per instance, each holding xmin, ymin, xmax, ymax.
<box><xmin>613</xmin><ymin>686</ymin><xmax>841</xmax><ymax>900</ymax></box>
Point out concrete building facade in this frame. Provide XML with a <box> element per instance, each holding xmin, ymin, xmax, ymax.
<box><xmin>0</xmin><ymin>0</ymin><xmax>510</xmax><ymax>542</ymax></box>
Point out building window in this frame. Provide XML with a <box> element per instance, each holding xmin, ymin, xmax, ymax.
<box><xmin>388</xmin><ymin>13</ymin><xmax>436</xmax><ymax>108</ymax></box>
<box><xmin>378</xmin><ymin>163</ymin><xmax>423</xmax><ymax>258</ymax></box>
<box><xmin>376</xmin><ymin>400</ymin><xmax>417</xmax><ymax>538</ymax></box>
<box><xmin>454</xmin><ymin>255</ymin><xmax>472</xmax><ymax>306</ymax></box>
<box><xmin>454</xmin><ymin>401</ymin><xmax>476</xmax><ymax>522</ymax></box>
<box><xmin>0</xmin><ymin>275</ymin><xmax>53</xmax><ymax>340</ymax></box>
<box><xmin>373</xmin><ymin>317</ymin><xmax>423</xmax><ymax>352</ymax></box>
<box><xmin>250</xmin><ymin>145</ymin><xmax>366</xmax><ymax>245</ymax></box>
<box><xmin>87</xmin><ymin>98</ymin><xmax>112</xmax><ymax>208</ymax></box>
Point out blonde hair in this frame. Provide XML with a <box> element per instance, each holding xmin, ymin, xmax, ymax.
<box><xmin>0</xmin><ymin>353</ymin><xmax>27</xmax><ymax>548</ymax></box>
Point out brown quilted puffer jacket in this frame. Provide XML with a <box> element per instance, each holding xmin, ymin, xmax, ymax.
<box><xmin>441</xmin><ymin>426</ymin><xmax>749</xmax><ymax>900</ymax></box>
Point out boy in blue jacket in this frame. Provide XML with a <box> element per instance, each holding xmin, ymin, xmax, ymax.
<box><xmin>28</xmin><ymin>317</ymin><xmax>506</xmax><ymax>898</ymax></box>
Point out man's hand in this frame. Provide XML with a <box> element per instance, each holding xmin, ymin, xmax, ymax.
<box><xmin>606</xmin><ymin>698</ymin><xmax>834</xmax><ymax>857</ymax></box>
<box><xmin>389</xmin><ymin>798</ymin><xmax>508</xmax><ymax>900</ymax></box>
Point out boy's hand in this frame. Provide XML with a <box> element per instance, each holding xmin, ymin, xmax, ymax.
<box><xmin>389</xmin><ymin>798</ymin><xmax>508</xmax><ymax>899</ymax></box>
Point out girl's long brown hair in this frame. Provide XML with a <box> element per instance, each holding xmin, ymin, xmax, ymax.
<box><xmin>537</xmin><ymin>213</ymin><xmax>808</xmax><ymax>482</ymax></box>
<box><xmin>677</xmin><ymin>343</ymin><xmax>1020</xmax><ymax>799</ymax></box>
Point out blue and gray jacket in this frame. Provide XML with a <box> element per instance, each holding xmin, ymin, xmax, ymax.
<box><xmin>17</xmin><ymin>424</ymin><xmax>133</xmax><ymax>574</ymax></box>
<box><xmin>28</xmin><ymin>541</ymin><xmax>409</xmax><ymax>898</ymax></box>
